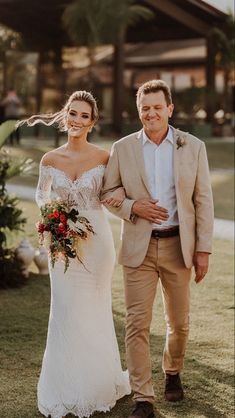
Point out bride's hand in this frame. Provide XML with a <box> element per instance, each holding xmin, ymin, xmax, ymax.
<box><xmin>101</xmin><ymin>187</ymin><xmax>126</xmax><ymax>207</ymax></box>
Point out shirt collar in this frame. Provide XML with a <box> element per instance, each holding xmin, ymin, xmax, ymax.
<box><xmin>142</xmin><ymin>126</ymin><xmax>174</xmax><ymax>146</ymax></box>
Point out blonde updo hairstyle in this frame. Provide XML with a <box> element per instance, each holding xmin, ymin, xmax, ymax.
<box><xmin>17</xmin><ymin>90</ymin><xmax>98</xmax><ymax>131</ymax></box>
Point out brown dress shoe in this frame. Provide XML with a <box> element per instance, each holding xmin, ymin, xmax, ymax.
<box><xmin>164</xmin><ymin>373</ymin><xmax>184</xmax><ymax>402</ymax></box>
<box><xmin>128</xmin><ymin>401</ymin><xmax>155</xmax><ymax>418</ymax></box>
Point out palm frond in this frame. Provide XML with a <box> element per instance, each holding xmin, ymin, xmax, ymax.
<box><xmin>126</xmin><ymin>5</ymin><xmax>154</xmax><ymax>26</ymax></box>
<box><xmin>0</xmin><ymin>121</ymin><xmax>17</xmax><ymax>148</ymax></box>
<box><xmin>62</xmin><ymin>0</ymin><xmax>102</xmax><ymax>46</ymax></box>
<box><xmin>5</xmin><ymin>158</ymin><xmax>35</xmax><ymax>180</ymax></box>
<box><xmin>62</xmin><ymin>0</ymin><xmax>154</xmax><ymax>46</ymax></box>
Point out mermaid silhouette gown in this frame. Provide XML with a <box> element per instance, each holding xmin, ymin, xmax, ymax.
<box><xmin>35</xmin><ymin>164</ymin><xmax>130</xmax><ymax>418</ymax></box>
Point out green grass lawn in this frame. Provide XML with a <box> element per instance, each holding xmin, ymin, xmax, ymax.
<box><xmin>211</xmin><ymin>172</ymin><xmax>234</xmax><ymax>220</ymax></box>
<box><xmin>205</xmin><ymin>139</ymin><xmax>234</xmax><ymax>220</ymax></box>
<box><xmin>0</xmin><ymin>199</ymin><xmax>234</xmax><ymax>418</ymax></box>
<box><xmin>205</xmin><ymin>139</ymin><xmax>234</xmax><ymax>171</ymax></box>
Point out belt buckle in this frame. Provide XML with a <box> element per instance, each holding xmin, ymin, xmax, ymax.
<box><xmin>155</xmin><ymin>230</ymin><xmax>160</xmax><ymax>238</ymax></box>
<box><xmin>152</xmin><ymin>230</ymin><xmax>160</xmax><ymax>239</ymax></box>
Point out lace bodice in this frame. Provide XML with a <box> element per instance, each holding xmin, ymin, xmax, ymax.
<box><xmin>35</xmin><ymin>164</ymin><xmax>106</xmax><ymax>209</ymax></box>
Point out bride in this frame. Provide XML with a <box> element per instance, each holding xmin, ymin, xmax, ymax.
<box><xmin>19</xmin><ymin>91</ymin><xmax>131</xmax><ymax>418</ymax></box>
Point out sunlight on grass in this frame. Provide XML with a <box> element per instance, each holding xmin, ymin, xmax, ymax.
<box><xmin>211</xmin><ymin>173</ymin><xmax>234</xmax><ymax>220</ymax></box>
<box><xmin>205</xmin><ymin>140</ymin><xmax>234</xmax><ymax>170</ymax></box>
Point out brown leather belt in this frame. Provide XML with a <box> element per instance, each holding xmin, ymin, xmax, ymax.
<box><xmin>151</xmin><ymin>226</ymin><xmax>179</xmax><ymax>239</ymax></box>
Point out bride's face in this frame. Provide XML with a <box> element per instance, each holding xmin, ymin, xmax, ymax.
<box><xmin>66</xmin><ymin>100</ymin><xmax>94</xmax><ymax>137</ymax></box>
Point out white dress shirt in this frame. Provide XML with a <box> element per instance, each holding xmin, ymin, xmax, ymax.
<box><xmin>142</xmin><ymin>127</ymin><xmax>179</xmax><ymax>230</ymax></box>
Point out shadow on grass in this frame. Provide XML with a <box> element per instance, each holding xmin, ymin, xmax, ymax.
<box><xmin>112</xmin><ymin>309</ymin><xmax>234</xmax><ymax>418</ymax></box>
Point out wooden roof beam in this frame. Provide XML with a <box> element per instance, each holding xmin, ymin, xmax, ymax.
<box><xmin>185</xmin><ymin>0</ymin><xmax>227</xmax><ymax>18</ymax></box>
<box><xmin>145</xmin><ymin>0</ymin><xmax>211</xmax><ymax>36</ymax></box>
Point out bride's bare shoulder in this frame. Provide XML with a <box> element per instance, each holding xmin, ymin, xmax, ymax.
<box><xmin>40</xmin><ymin>146</ymin><xmax>66</xmax><ymax>166</ymax></box>
<box><xmin>89</xmin><ymin>143</ymin><xmax>110</xmax><ymax>165</ymax></box>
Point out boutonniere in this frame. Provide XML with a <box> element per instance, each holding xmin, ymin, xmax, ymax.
<box><xmin>176</xmin><ymin>135</ymin><xmax>187</xmax><ymax>150</ymax></box>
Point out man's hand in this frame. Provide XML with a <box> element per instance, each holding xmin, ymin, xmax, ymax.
<box><xmin>193</xmin><ymin>252</ymin><xmax>210</xmax><ymax>283</ymax></box>
<box><xmin>132</xmin><ymin>199</ymin><xmax>169</xmax><ymax>224</ymax></box>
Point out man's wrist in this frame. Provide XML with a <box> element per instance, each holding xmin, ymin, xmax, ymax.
<box><xmin>196</xmin><ymin>252</ymin><xmax>210</xmax><ymax>255</ymax></box>
<box><xmin>131</xmin><ymin>201</ymin><xmax>136</xmax><ymax>214</ymax></box>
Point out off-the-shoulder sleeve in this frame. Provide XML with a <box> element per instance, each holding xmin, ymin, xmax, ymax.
<box><xmin>35</xmin><ymin>165</ymin><xmax>53</xmax><ymax>208</ymax></box>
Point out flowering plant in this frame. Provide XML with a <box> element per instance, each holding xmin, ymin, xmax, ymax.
<box><xmin>37</xmin><ymin>200</ymin><xmax>95</xmax><ymax>273</ymax></box>
<box><xmin>176</xmin><ymin>135</ymin><xmax>187</xmax><ymax>149</ymax></box>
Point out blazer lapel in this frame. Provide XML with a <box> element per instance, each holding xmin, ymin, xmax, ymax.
<box><xmin>133</xmin><ymin>131</ymin><xmax>152</xmax><ymax>195</ymax></box>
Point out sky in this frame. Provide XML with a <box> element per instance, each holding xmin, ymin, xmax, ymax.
<box><xmin>204</xmin><ymin>0</ymin><xmax>234</xmax><ymax>13</ymax></box>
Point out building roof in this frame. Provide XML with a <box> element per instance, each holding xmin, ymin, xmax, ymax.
<box><xmin>124</xmin><ymin>38</ymin><xmax>206</xmax><ymax>67</ymax></box>
<box><xmin>0</xmin><ymin>0</ymin><xmax>228</xmax><ymax>51</ymax></box>
<box><xmin>127</xmin><ymin>0</ymin><xmax>228</xmax><ymax>43</ymax></box>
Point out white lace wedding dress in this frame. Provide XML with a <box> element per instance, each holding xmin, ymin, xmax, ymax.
<box><xmin>35</xmin><ymin>164</ymin><xmax>131</xmax><ymax>418</ymax></box>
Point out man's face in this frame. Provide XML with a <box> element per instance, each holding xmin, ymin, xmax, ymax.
<box><xmin>138</xmin><ymin>91</ymin><xmax>174</xmax><ymax>134</ymax></box>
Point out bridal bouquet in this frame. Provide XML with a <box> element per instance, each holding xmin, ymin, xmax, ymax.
<box><xmin>37</xmin><ymin>200</ymin><xmax>95</xmax><ymax>273</ymax></box>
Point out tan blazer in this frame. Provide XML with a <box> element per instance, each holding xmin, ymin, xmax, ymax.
<box><xmin>101</xmin><ymin>127</ymin><xmax>214</xmax><ymax>268</ymax></box>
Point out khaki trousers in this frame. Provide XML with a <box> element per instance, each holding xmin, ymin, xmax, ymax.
<box><xmin>123</xmin><ymin>236</ymin><xmax>192</xmax><ymax>403</ymax></box>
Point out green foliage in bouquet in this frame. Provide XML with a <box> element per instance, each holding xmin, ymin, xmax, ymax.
<box><xmin>0</xmin><ymin>121</ymin><xmax>34</xmax><ymax>288</ymax></box>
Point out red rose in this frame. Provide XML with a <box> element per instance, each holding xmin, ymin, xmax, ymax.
<box><xmin>48</xmin><ymin>213</ymin><xmax>54</xmax><ymax>219</ymax></box>
<box><xmin>38</xmin><ymin>222</ymin><xmax>44</xmax><ymax>233</ymax></box>
<box><xmin>58</xmin><ymin>223</ymin><xmax>66</xmax><ymax>233</ymax></box>
<box><xmin>60</xmin><ymin>214</ymin><xmax>67</xmax><ymax>223</ymax></box>
<box><xmin>53</xmin><ymin>210</ymin><xmax>60</xmax><ymax>219</ymax></box>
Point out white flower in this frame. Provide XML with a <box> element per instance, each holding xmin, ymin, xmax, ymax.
<box><xmin>42</xmin><ymin>231</ymin><xmax>51</xmax><ymax>250</ymax></box>
<box><xmin>176</xmin><ymin>136</ymin><xmax>187</xmax><ymax>149</ymax></box>
<box><xmin>67</xmin><ymin>219</ymin><xmax>78</xmax><ymax>232</ymax></box>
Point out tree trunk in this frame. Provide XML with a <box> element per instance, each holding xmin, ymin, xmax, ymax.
<box><xmin>206</xmin><ymin>33</ymin><xmax>216</xmax><ymax>124</ymax></box>
<box><xmin>223</xmin><ymin>69</ymin><xmax>229</xmax><ymax>114</ymax></box>
<box><xmin>112</xmin><ymin>29</ymin><xmax>125</xmax><ymax>135</ymax></box>
<box><xmin>35</xmin><ymin>51</ymin><xmax>43</xmax><ymax>137</ymax></box>
<box><xmin>54</xmin><ymin>47</ymin><xmax>63</xmax><ymax>148</ymax></box>
<box><xmin>2</xmin><ymin>51</ymin><xmax>7</xmax><ymax>95</ymax></box>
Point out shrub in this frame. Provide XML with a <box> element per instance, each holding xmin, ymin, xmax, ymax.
<box><xmin>0</xmin><ymin>121</ymin><xmax>33</xmax><ymax>288</ymax></box>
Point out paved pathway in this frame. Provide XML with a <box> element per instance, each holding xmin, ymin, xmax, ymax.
<box><xmin>6</xmin><ymin>183</ymin><xmax>234</xmax><ymax>241</ymax></box>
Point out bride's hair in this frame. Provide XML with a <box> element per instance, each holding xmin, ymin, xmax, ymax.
<box><xmin>17</xmin><ymin>90</ymin><xmax>99</xmax><ymax>131</ymax></box>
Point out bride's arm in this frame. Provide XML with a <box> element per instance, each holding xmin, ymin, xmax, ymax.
<box><xmin>35</xmin><ymin>163</ymin><xmax>53</xmax><ymax>208</ymax></box>
<box><xmin>101</xmin><ymin>186</ymin><xmax>125</xmax><ymax>207</ymax></box>
<box><xmin>101</xmin><ymin>144</ymin><xmax>136</xmax><ymax>222</ymax></box>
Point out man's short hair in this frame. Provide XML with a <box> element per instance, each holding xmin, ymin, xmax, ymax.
<box><xmin>136</xmin><ymin>79</ymin><xmax>172</xmax><ymax>108</ymax></box>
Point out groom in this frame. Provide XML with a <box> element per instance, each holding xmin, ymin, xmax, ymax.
<box><xmin>101</xmin><ymin>79</ymin><xmax>213</xmax><ymax>418</ymax></box>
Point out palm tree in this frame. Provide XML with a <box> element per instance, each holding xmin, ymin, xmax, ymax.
<box><xmin>212</xmin><ymin>14</ymin><xmax>234</xmax><ymax>114</ymax></box>
<box><xmin>62</xmin><ymin>0</ymin><xmax>153</xmax><ymax>133</ymax></box>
